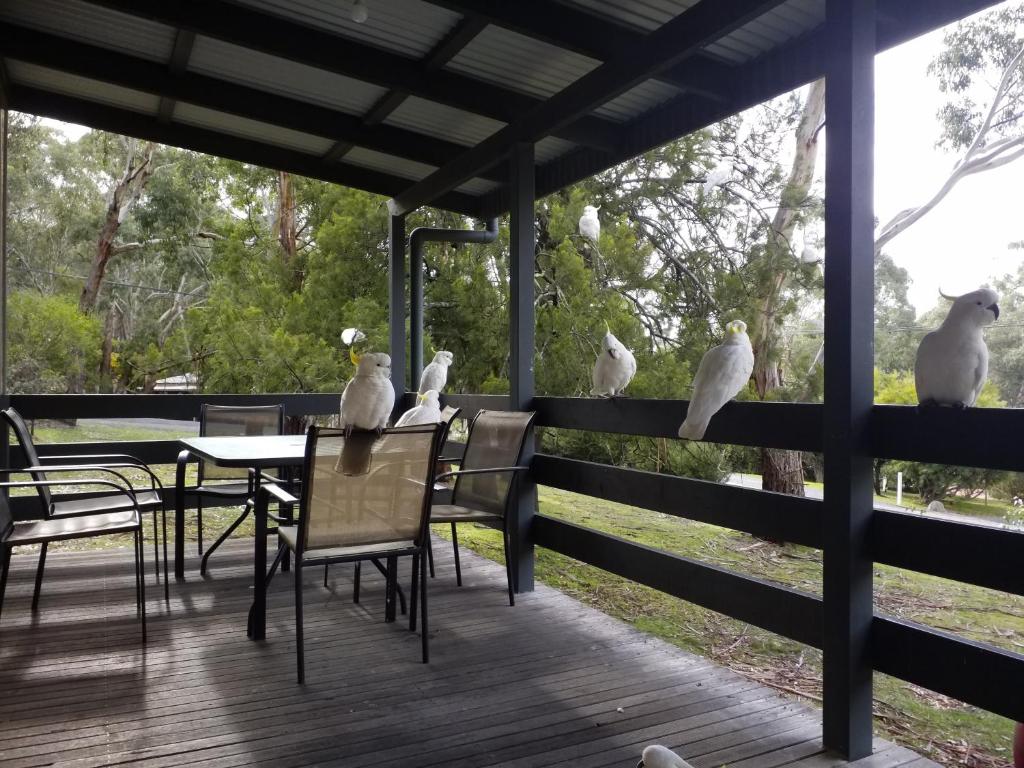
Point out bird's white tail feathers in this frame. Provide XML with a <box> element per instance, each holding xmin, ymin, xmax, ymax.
<box><xmin>677</xmin><ymin>416</ymin><xmax>708</xmax><ymax>441</ymax></box>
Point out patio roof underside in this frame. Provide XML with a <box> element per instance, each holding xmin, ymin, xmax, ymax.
<box><xmin>0</xmin><ymin>0</ymin><xmax>1004</xmax><ymax>218</ymax></box>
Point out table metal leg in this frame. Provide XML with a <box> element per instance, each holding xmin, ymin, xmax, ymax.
<box><xmin>248</xmin><ymin>488</ymin><xmax>268</xmax><ymax>640</ymax></box>
<box><xmin>174</xmin><ymin>450</ymin><xmax>190</xmax><ymax>580</ymax></box>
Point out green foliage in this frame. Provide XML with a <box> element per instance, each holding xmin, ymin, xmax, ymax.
<box><xmin>874</xmin><ymin>253</ymin><xmax>918</xmax><ymax>372</ymax></box>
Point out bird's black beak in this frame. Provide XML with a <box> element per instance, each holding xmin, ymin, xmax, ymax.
<box><xmin>608</xmin><ymin>348</ymin><xmax>618</xmax><ymax>359</ymax></box>
<box><xmin>987</xmin><ymin>303</ymin><xmax>999</xmax><ymax>320</ymax></box>
<box><xmin>636</xmin><ymin>761</ymin><xmax>644</xmax><ymax>768</ymax></box>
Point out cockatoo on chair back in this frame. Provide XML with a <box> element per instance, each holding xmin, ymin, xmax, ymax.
<box><xmin>677</xmin><ymin>320</ymin><xmax>753</xmax><ymax>441</ymax></box>
<box><xmin>395</xmin><ymin>389</ymin><xmax>442</xmax><ymax>426</ymax></box>
<box><xmin>340</xmin><ymin>349</ymin><xmax>395</xmax><ymax>433</ymax></box>
<box><xmin>915</xmin><ymin>287</ymin><xmax>999</xmax><ymax>408</ymax></box>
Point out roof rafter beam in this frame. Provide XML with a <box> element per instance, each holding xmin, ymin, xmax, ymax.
<box><xmin>423</xmin><ymin>0</ymin><xmax>734</xmax><ymax>103</ymax></box>
<box><xmin>390</xmin><ymin>0</ymin><xmax>787</xmax><ymax>216</ymax></box>
<box><xmin>9</xmin><ymin>86</ymin><xmax>482</xmax><ymax>215</ymax></box>
<box><xmin>0</xmin><ymin>22</ymin><xmax>506</xmax><ymax>183</ymax></box>
<box><xmin>156</xmin><ymin>28</ymin><xmax>195</xmax><ymax>123</ymax></box>
<box><xmin>324</xmin><ymin>16</ymin><xmax>488</xmax><ymax>163</ymax></box>
<box><xmin>0</xmin><ymin>58</ymin><xmax>11</xmax><ymax>108</ymax></box>
<box><xmin>81</xmin><ymin>0</ymin><xmax>623</xmax><ymax>152</ymax></box>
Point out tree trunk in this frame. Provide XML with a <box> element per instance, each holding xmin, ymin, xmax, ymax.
<box><xmin>79</xmin><ymin>141</ymin><xmax>157</xmax><ymax>314</ymax></box>
<box><xmin>752</xmin><ymin>78</ymin><xmax>826</xmax><ymax>497</ymax></box>
<box><xmin>277</xmin><ymin>171</ymin><xmax>297</xmax><ymax>261</ymax></box>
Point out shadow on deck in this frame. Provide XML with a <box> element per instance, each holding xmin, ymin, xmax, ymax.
<box><xmin>0</xmin><ymin>539</ymin><xmax>935</xmax><ymax>768</ymax></box>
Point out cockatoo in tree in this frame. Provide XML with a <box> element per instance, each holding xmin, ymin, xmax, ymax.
<box><xmin>419</xmin><ymin>350</ymin><xmax>453</xmax><ymax>394</ymax></box>
<box><xmin>677</xmin><ymin>320</ymin><xmax>754</xmax><ymax>441</ymax></box>
<box><xmin>591</xmin><ymin>323</ymin><xmax>637</xmax><ymax>397</ymax></box>
<box><xmin>340</xmin><ymin>349</ymin><xmax>395</xmax><ymax>433</ymax></box>
<box><xmin>579</xmin><ymin>205</ymin><xmax>601</xmax><ymax>243</ymax></box>
<box><xmin>702</xmin><ymin>162</ymin><xmax>734</xmax><ymax>195</ymax></box>
<box><xmin>915</xmin><ymin>287</ymin><xmax>999</xmax><ymax>408</ymax></box>
<box><xmin>637</xmin><ymin>745</ymin><xmax>694</xmax><ymax>768</ymax></box>
<box><xmin>395</xmin><ymin>389</ymin><xmax>442</xmax><ymax>426</ymax></box>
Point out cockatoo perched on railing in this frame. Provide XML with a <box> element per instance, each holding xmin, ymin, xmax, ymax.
<box><xmin>419</xmin><ymin>351</ymin><xmax>453</xmax><ymax>394</ymax></box>
<box><xmin>340</xmin><ymin>349</ymin><xmax>394</xmax><ymax>434</ymax></box>
<box><xmin>591</xmin><ymin>323</ymin><xmax>636</xmax><ymax>397</ymax></box>
<box><xmin>579</xmin><ymin>205</ymin><xmax>601</xmax><ymax>243</ymax></box>
<box><xmin>677</xmin><ymin>319</ymin><xmax>753</xmax><ymax>441</ymax></box>
<box><xmin>637</xmin><ymin>744</ymin><xmax>693</xmax><ymax>768</ymax></box>
<box><xmin>915</xmin><ymin>287</ymin><xmax>999</xmax><ymax>408</ymax></box>
<box><xmin>395</xmin><ymin>390</ymin><xmax>441</xmax><ymax>426</ymax></box>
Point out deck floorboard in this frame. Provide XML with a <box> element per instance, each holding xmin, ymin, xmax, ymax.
<box><xmin>0</xmin><ymin>538</ymin><xmax>938</xmax><ymax>768</ymax></box>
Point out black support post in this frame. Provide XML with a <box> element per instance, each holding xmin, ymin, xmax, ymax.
<box><xmin>508</xmin><ymin>142</ymin><xmax>536</xmax><ymax>593</ymax></box>
<box><xmin>388</xmin><ymin>214</ymin><xmax>407</xmax><ymax>422</ymax></box>
<box><xmin>822</xmin><ymin>0</ymin><xmax>875</xmax><ymax>759</ymax></box>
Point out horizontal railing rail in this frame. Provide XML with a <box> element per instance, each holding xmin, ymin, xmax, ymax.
<box><xmin>5</xmin><ymin>392</ymin><xmax>341</xmax><ymax>420</ymax></box>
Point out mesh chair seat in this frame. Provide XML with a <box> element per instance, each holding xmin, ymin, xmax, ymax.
<box><xmin>52</xmin><ymin>489</ymin><xmax>162</xmax><ymax>517</ymax></box>
<box><xmin>430</xmin><ymin>504</ymin><xmax>500</xmax><ymax>524</ymax></box>
<box><xmin>7</xmin><ymin>510</ymin><xmax>140</xmax><ymax>545</ymax></box>
<box><xmin>278</xmin><ymin>525</ymin><xmax>415</xmax><ymax>560</ymax></box>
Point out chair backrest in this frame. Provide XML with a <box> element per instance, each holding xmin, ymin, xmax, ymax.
<box><xmin>453</xmin><ymin>410</ymin><xmax>536</xmax><ymax>518</ymax></box>
<box><xmin>1</xmin><ymin>408</ymin><xmax>51</xmax><ymax>509</ymax></box>
<box><xmin>0</xmin><ymin>487</ymin><xmax>13</xmax><ymax>542</ymax></box>
<box><xmin>199</xmin><ymin>404</ymin><xmax>284</xmax><ymax>482</ymax></box>
<box><xmin>298</xmin><ymin>424</ymin><xmax>442</xmax><ymax>554</ymax></box>
<box><xmin>437</xmin><ymin>405</ymin><xmax>462</xmax><ymax>454</ymax></box>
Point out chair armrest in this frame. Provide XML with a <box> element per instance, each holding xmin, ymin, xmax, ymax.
<box><xmin>18</xmin><ymin>462</ymin><xmax>163</xmax><ymax>492</ymax></box>
<box><xmin>0</xmin><ymin>479</ymin><xmax>139</xmax><ymax>509</ymax></box>
<box><xmin>436</xmin><ymin>465</ymin><xmax>530</xmax><ymax>483</ymax></box>
<box><xmin>0</xmin><ymin>464</ymin><xmax>140</xmax><ymax>492</ymax></box>
<box><xmin>257</xmin><ymin>482</ymin><xmax>299</xmax><ymax>506</ymax></box>
<box><xmin>39</xmin><ymin>453</ymin><xmax>147</xmax><ymax>466</ymax></box>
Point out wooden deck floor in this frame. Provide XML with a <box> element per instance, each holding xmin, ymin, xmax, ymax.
<box><xmin>0</xmin><ymin>538</ymin><xmax>936</xmax><ymax>768</ymax></box>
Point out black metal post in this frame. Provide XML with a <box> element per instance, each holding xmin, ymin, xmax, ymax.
<box><xmin>508</xmin><ymin>142</ymin><xmax>535</xmax><ymax>593</ymax></box>
<box><xmin>822</xmin><ymin>0</ymin><xmax>875</xmax><ymax>759</ymax></box>
<box><xmin>388</xmin><ymin>213</ymin><xmax>406</xmax><ymax>422</ymax></box>
<box><xmin>0</xmin><ymin>108</ymin><xmax>7</xmax><ymax>476</ymax></box>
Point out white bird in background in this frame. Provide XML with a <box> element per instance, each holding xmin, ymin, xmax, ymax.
<box><xmin>591</xmin><ymin>323</ymin><xmax>637</xmax><ymax>397</ymax></box>
<box><xmin>579</xmin><ymin>205</ymin><xmax>601</xmax><ymax>243</ymax></box>
<box><xmin>340</xmin><ymin>349</ymin><xmax>395</xmax><ymax>433</ymax></box>
<box><xmin>677</xmin><ymin>319</ymin><xmax>754</xmax><ymax>441</ymax></box>
<box><xmin>800</xmin><ymin>244</ymin><xmax>819</xmax><ymax>264</ymax></box>
<box><xmin>419</xmin><ymin>350</ymin><xmax>453</xmax><ymax>394</ymax></box>
<box><xmin>637</xmin><ymin>744</ymin><xmax>694</xmax><ymax>768</ymax></box>
<box><xmin>395</xmin><ymin>389</ymin><xmax>442</xmax><ymax>427</ymax></box>
<box><xmin>702</xmin><ymin>162</ymin><xmax>734</xmax><ymax>195</ymax></box>
<box><xmin>915</xmin><ymin>287</ymin><xmax>999</xmax><ymax>408</ymax></box>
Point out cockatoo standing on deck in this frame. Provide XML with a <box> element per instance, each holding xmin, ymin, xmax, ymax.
<box><xmin>419</xmin><ymin>351</ymin><xmax>453</xmax><ymax>394</ymax></box>
<box><xmin>395</xmin><ymin>390</ymin><xmax>442</xmax><ymax>426</ymax></box>
<box><xmin>677</xmin><ymin>320</ymin><xmax>753</xmax><ymax>441</ymax></box>
<box><xmin>340</xmin><ymin>350</ymin><xmax>395</xmax><ymax>433</ymax></box>
<box><xmin>591</xmin><ymin>324</ymin><xmax>636</xmax><ymax>397</ymax></box>
<box><xmin>915</xmin><ymin>287</ymin><xmax>999</xmax><ymax>408</ymax></box>
<box><xmin>637</xmin><ymin>744</ymin><xmax>693</xmax><ymax>768</ymax></box>
<box><xmin>579</xmin><ymin>205</ymin><xmax>601</xmax><ymax>243</ymax></box>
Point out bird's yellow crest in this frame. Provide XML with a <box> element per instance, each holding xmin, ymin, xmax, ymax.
<box><xmin>417</xmin><ymin>392</ymin><xmax>429</xmax><ymax>403</ymax></box>
<box><xmin>350</xmin><ymin>348</ymin><xmax>361</xmax><ymax>365</ymax></box>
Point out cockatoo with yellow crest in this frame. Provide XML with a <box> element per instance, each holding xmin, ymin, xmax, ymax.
<box><xmin>677</xmin><ymin>320</ymin><xmax>753</xmax><ymax>441</ymax></box>
<box><xmin>579</xmin><ymin>205</ymin><xmax>601</xmax><ymax>243</ymax></box>
<box><xmin>395</xmin><ymin>389</ymin><xmax>442</xmax><ymax>426</ymax></box>
<box><xmin>591</xmin><ymin>323</ymin><xmax>636</xmax><ymax>397</ymax></box>
<box><xmin>340</xmin><ymin>349</ymin><xmax>394</xmax><ymax>434</ymax></box>
<box><xmin>419</xmin><ymin>351</ymin><xmax>453</xmax><ymax>394</ymax></box>
<box><xmin>915</xmin><ymin>287</ymin><xmax>999</xmax><ymax>408</ymax></box>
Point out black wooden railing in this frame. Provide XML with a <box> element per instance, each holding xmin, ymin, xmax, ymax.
<box><xmin>4</xmin><ymin>391</ymin><xmax>1023</xmax><ymax>723</ymax></box>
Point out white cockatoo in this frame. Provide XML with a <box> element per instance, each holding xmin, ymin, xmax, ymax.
<box><xmin>702</xmin><ymin>162</ymin><xmax>734</xmax><ymax>195</ymax></box>
<box><xmin>579</xmin><ymin>205</ymin><xmax>601</xmax><ymax>243</ymax></box>
<box><xmin>637</xmin><ymin>745</ymin><xmax>693</xmax><ymax>768</ymax></box>
<box><xmin>677</xmin><ymin>319</ymin><xmax>754</xmax><ymax>441</ymax></box>
<box><xmin>395</xmin><ymin>389</ymin><xmax>442</xmax><ymax>427</ymax></box>
<box><xmin>591</xmin><ymin>323</ymin><xmax>637</xmax><ymax>397</ymax></box>
<box><xmin>418</xmin><ymin>350</ymin><xmax>453</xmax><ymax>394</ymax></box>
<box><xmin>915</xmin><ymin>287</ymin><xmax>999</xmax><ymax>408</ymax></box>
<box><xmin>340</xmin><ymin>350</ymin><xmax>395</xmax><ymax>433</ymax></box>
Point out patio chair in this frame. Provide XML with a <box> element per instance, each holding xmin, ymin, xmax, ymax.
<box><xmin>263</xmin><ymin>423</ymin><xmax>444</xmax><ymax>684</ymax></box>
<box><xmin>430</xmin><ymin>409</ymin><xmax>536</xmax><ymax>606</ymax></box>
<box><xmin>1</xmin><ymin>407</ymin><xmax>169</xmax><ymax>599</ymax></box>
<box><xmin>196</xmin><ymin>403</ymin><xmax>285</xmax><ymax>575</ymax></box>
<box><xmin>0</xmin><ymin>477</ymin><xmax>147</xmax><ymax>641</ymax></box>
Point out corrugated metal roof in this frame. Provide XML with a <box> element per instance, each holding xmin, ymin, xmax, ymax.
<box><xmin>535</xmin><ymin>137</ymin><xmax>578</xmax><ymax>165</ymax></box>
<box><xmin>557</xmin><ymin>0</ymin><xmax>699</xmax><ymax>33</ymax></box>
<box><xmin>188</xmin><ymin>36</ymin><xmax>388</xmax><ymax>115</ymax></box>
<box><xmin>594</xmin><ymin>79</ymin><xmax>680</xmax><ymax>122</ymax></box>
<box><xmin>343</xmin><ymin>146</ymin><xmax>498</xmax><ymax>195</ymax></box>
<box><xmin>228</xmin><ymin>0</ymin><xmax>460</xmax><ymax>58</ymax></box>
<box><xmin>446</xmin><ymin>25</ymin><xmax>599</xmax><ymax>99</ymax></box>
<box><xmin>6</xmin><ymin>61</ymin><xmax>160</xmax><ymax>115</ymax></box>
<box><xmin>172</xmin><ymin>103</ymin><xmax>335</xmax><ymax>155</ymax></box>
<box><xmin>384</xmin><ymin>97</ymin><xmax>505</xmax><ymax>147</ymax></box>
<box><xmin>0</xmin><ymin>0</ymin><xmax>176</xmax><ymax>62</ymax></box>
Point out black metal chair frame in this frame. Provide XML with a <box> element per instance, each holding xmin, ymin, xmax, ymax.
<box><xmin>430</xmin><ymin>409</ymin><xmax>536</xmax><ymax>607</ymax></box>
<box><xmin>0</xmin><ymin>477</ymin><xmax>147</xmax><ymax>642</ymax></box>
<box><xmin>261</xmin><ymin>423</ymin><xmax>444</xmax><ymax>684</ymax></box>
<box><xmin>195</xmin><ymin>403</ymin><xmax>285</xmax><ymax>575</ymax></box>
<box><xmin>1</xmin><ymin>407</ymin><xmax>169</xmax><ymax>600</ymax></box>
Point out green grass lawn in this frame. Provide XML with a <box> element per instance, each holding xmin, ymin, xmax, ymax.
<box><xmin>25</xmin><ymin>421</ymin><xmax>1022</xmax><ymax>768</ymax></box>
